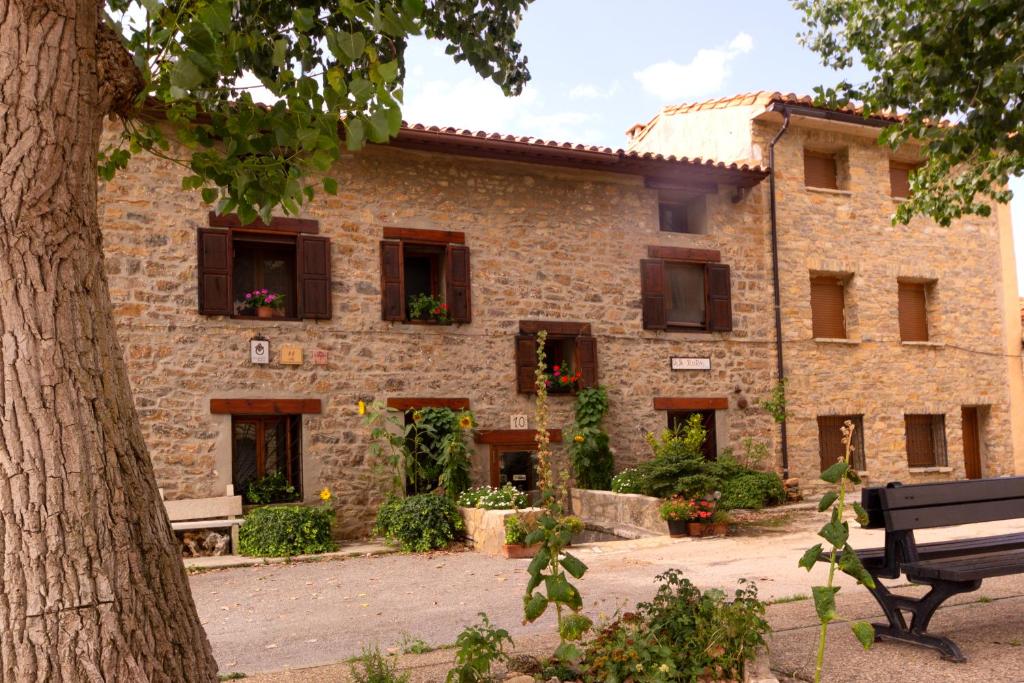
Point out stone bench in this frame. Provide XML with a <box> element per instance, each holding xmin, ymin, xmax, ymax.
<box><xmin>161</xmin><ymin>485</ymin><xmax>244</xmax><ymax>555</ymax></box>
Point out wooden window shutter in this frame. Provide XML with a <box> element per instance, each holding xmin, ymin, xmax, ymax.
<box><xmin>817</xmin><ymin>415</ymin><xmax>866</xmax><ymax>471</ymax></box>
<box><xmin>706</xmin><ymin>263</ymin><xmax>732</xmax><ymax>332</ymax></box>
<box><xmin>905</xmin><ymin>415</ymin><xmax>938</xmax><ymax>467</ymax></box>
<box><xmin>804</xmin><ymin>151</ymin><xmax>838</xmax><ymax>189</ymax></box>
<box><xmin>889</xmin><ymin>162</ymin><xmax>913</xmax><ymax>198</ymax></box>
<box><xmin>515</xmin><ymin>334</ymin><xmax>538</xmax><ymax>394</ymax></box>
<box><xmin>197</xmin><ymin>229</ymin><xmax>232</xmax><ymax>315</ymax></box>
<box><xmin>380</xmin><ymin>240</ymin><xmax>404</xmax><ymax>321</ymax></box>
<box><xmin>810</xmin><ymin>276</ymin><xmax>846</xmax><ymax>339</ymax></box>
<box><xmin>897</xmin><ymin>281</ymin><xmax>928</xmax><ymax>342</ymax></box>
<box><xmin>297</xmin><ymin>235</ymin><xmax>332</xmax><ymax>319</ymax></box>
<box><xmin>445</xmin><ymin>244</ymin><xmax>471</xmax><ymax>323</ymax></box>
<box><xmin>640</xmin><ymin>259</ymin><xmax>667</xmax><ymax>330</ymax></box>
<box><xmin>575</xmin><ymin>335</ymin><xmax>598</xmax><ymax>389</ymax></box>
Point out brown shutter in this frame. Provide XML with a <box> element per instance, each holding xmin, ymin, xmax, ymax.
<box><xmin>515</xmin><ymin>334</ymin><xmax>538</xmax><ymax>394</ymax></box>
<box><xmin>804</xmin><ymin>151</ymin><xmax>838</xmax><ymax>189</ymax></box>
<box><xmin>905</xmin><ymin>415</ymin><xmax>937</xmax><ymax>467</ymax></box>
<box><xmin>197</xmin><ymin>229</ymin><xmax>232</xmax><ymax>315</ymax></box>
<box><xmin>640</xmin><ymin>258</ymin><xmax>667</xmax><ymax>330</ymax></box>
<box><xmin>576</xmin><ymin>335</ymin><xmax>598</xmax><ymax>389</ymax></box>
<box><xmin>297</xmin><ymin>235</ymin><xmax>332</xmax><ymax>319</ymax></box>
<box><xmin>817</xmin><ymin>415</ymin><xmax>866</xmax><ymax>471</ymax></box>
<box><xmin>897</xmin><ymin>280</ymin><xmax>928</xmax><ymax>342</ymax></box>
<box><xmin>380</xmin><ymin>240</ymin><xmax>404</xmax><ymax>321</ymax></box>
<box><xmin>810</xmin><ymin>276</ymin><xmax>846</xmax><ymax>339</ymax></box>
<box><xmin>706</xmin><ymin>263</ymin><xmax>732</xmax><ymax>332</ymax></box>
<box><xmin>445</xmin><ymin>244</ymin><xmax>471</xmax><ymax>323</ymax></box>
<box><xmin>889</xmin><ymin>162</ymin><xmax>913</xmax><ymax>198</ymax></box>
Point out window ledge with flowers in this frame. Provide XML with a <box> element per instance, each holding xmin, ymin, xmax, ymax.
<box><xmin>407</xmin><ymin>293</ymin><xmax>452</xmax><ymax>325</ymax></box>
<box><xmin>236</xmin><ymin>289</ymin><xmax>287</xmax><ymax>319</ymax></box>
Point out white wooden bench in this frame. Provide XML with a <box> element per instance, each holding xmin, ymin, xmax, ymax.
<box><xmin>161</xmin><ymin>485</ymin><xmax>245</xmax><ymax>555</ymax></box>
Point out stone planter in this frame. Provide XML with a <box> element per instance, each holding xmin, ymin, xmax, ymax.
<box><xmin>666</xmin><ymin>519</ymin><xmax>689</xmax><ymax>538</ymax></box>
<box><xmin>687</xmin><ymin>522</ymin><xmax>729</xmax><ymax>537</ymax></box>
<box><xmin>460</xmin><ymin>507</ymin><xmax>544</xmax><ymax>557</ymax></box>
<box><xmin>569</xmin><ymin>488</ymin><xmax>664</xmax><ymax>535</ymax></box>
<box><xmin>502</xmin><ymin>543</ymin><xmax>540</xmax><ymax>559</ymax></box>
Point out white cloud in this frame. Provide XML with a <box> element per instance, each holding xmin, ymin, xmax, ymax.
<box><xmin>568</xmin><ymin>82</ymin><xmax>621</xmax><ymax>100</ymax></box>
<box><xmin>633</xmin><ymin>31</ymin><xmax>754</xmax><ymax>102</ymax></box>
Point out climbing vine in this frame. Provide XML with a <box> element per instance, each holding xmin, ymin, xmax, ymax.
<box><xmin>567</xmin><ymin>386</ymin><xmax>614</xmax><ymax>490</ymax></box>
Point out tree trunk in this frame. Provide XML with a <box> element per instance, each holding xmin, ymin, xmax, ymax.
<box><xmin>0</xmin><ymin>3</ymin><xmax>218</xmax><ymax>680</ymax></box>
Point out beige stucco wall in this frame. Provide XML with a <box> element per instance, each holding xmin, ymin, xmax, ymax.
<box><xmin>98</xmin><ymin>133</ymin><xmax>778</xmax><ymax>537</ymax></box>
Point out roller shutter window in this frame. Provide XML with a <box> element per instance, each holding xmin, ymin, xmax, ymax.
<box><xmin>804</xmin><ymin>150</ymin><xmax>838</xmax><ymax>190</ymax></box>
<box><xmin>898</xmin><ymin>280</ymin><xmax>928</xmax><ymax>342</ymax></box>
<box><xmin>810</xmin><ymin>275</ymin><xmax>847</xmax><ymax>339</ymax></box>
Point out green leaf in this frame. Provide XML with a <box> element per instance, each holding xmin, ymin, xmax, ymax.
<box><xmin>377</xmin><ymin>60</ymin><xmax>399</xmax><ymax>82</ymax></box>
<box><xmin>820</xmin><ymin>461</ymin><xmax>849</xmax><ymax>484</ymax></box>
<box><xmin>838</xmin><ymin>545</ymin><xmax>876</xmax><ymax>589</ymax></box>
<box><xmin>851</xmin><ymin>621</ymin><xmax>875</xmax><ymax>650</ymax></box>
<box><xmin>200</xmin><ymin>187</ymin><xmax>218</xmax><ymax>204</ymax></box>
<box><xmin>553</xmin><ymin>642</ymin><xmax>582</xmax><ymax>664</ymax></box>
<box><xmin>197</xmin><ymin>2</ymin><xmax>231</xmax><ymax>35</ymax></box>
<box><xmin>322</xmin><ymin>177</ymin><xmax>338</xmax><ymax>195</ymax></box>
<box><xmin>819</xmin><ymin>518</ymin><xmax>849</xmax><ymax>548</ymax></box>
<box><xmin>812</xmin><ymin>585</ymin><xmax>838</xmax><ymax>623</ymax></box>
<box><xmin>336</xmin><ymin>31</ymin><xmax>366</xmax><ymax>63</ymax></box>
<box><xmin>272</xmin><ymin>39</ymin><xmax>287</xmax><ymax>68</ymax></box>
<box><xmin>140</xmin><ymin>0</ymin><xmax>161</xmax><ymax>15</ymax></box>
<box><xmin>818</xmin><ymin>491</ymin><xmax>838</xmax><ymax>512</ymax></box>
<box><xmin>526</xmin><ymin>547</ymin><xmax>550</xmax><ymax>577</ymax></box>
<box><xmin>852</xmin><ymin>502</ymin><xmax>870</xmax><ymax>527</ymax></box>
<box><xmin>292</xmin><ymin>8</ymin><xmax>315</xmax><ymax>32</ymax></box>
<box><xmin>522</xmin><ymin>592</ymin><xmax>547</xmax><ymax>622</ymax></box>
<box><xmin>545</xmin><ymin>575</ymin><xmax>582</xmax><ymax>611</ymax></box>
<box><xmin>558</xmin><ymin>613</ymin><xmax>592</xmax><ymax>642</ymax></box>
<box><xmin>799</xmin><ymin>543</ymin><xmax>824</xmax><ymax>571</ymax></box>
<box><xmin>559</xmin><ymin>553</ymin><xmax>587</xmax><ymax>580</ymax></box>
<box><xmin>344</xmin><ymin>118</ymin><xmax>365</xmax><ymax>152</ymax></box>
<box><xmin>170</xmin><ymin>56</ymin><xmax>204</xmax><ymax>90</ymax></box>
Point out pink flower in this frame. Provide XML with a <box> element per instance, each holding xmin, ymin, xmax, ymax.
<box><xmin>261</xmin><ymin>288</ymin><xmax>268</xmax><ymax>295</ymax></box>
<box><xmin>266</xmin><ymin>295</ymin><xmax>275</xmax><ymax>302</ymax></box>
<box><xmin>245</xmin><ymin>293</ymin><xmax>252</xmax><ymax>299</ymax></box>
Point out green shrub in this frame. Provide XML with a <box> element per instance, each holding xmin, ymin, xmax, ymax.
<box><xmin>245</xmin><ymin>472</ymin><xmax>299</xmax><ymax>505</ymax></box>
<box><xmin>582</xmin><ymin>570</ymin><xmax>769</xmax><ymax>682</ymax></box>
<box><xmin>719</xmin><ymin>471</ymin><xmax>786</xmax><ymax>510</ymax></box>
<box><xmin>238</xmin><ymin>504</ymin><xmax>336</xmax><ymax>557</ymax></box>
<box><xmin>610</xmin><ymin>468</ymin><xmax>645</xmax><ymax>494</ymax></box>
<box><xmin>374</xmin><ymin>494</ymin><xmax>464</xmax><ymax>552</ymax></box>
<box><xmin>349</xmin><ymin>646</ymin><xmax>409</xmax><ymax>683</ymax></box>
<box><xmin>568</xmin><ymin>387</ymin><xmax>615</xmax><ymax>490</ymax></box>
<box><xmin>445</xmin><ymin>613</ymin><xmax>512</xmax><ymax>683</ymax></box>
<box><xmin>504</xmin><ymin>515</ymin><xmax>528</xmax><ymax>545</ymax></box>
<box><xmin>456</xmin><ymin>484</ymin><xmax>526</xmax><ymax>510</ymax></box>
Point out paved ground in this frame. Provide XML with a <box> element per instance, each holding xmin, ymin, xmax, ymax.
<box><xmin>190</xmin><ymin>509</ymin><xmax>1024</xmax><ymax>680</ymax></box>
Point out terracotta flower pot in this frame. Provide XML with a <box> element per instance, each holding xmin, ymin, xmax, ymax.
<box><xmin>687</xmin><ymin>522</ymin><xmax>728</xmax><ymax>537</ymax></box>
<box><xmin>666</xmin><ymin>519</ymin><xmax>689</xmax><ymax>538</ymax></box>
<box><xmin>256</xmin><ymin>306</ymin><xmax>273</xmax><ymax>318</ymax></box>
<box><xmin>502</xmin><ymin>543</ymin><xmax>540</xmax><ymax>559</ymax></box>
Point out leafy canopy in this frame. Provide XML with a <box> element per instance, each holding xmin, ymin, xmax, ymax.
<box><xmin>795</xmin><ymin>0</ymin><xmax>1023</xmax><ymax>225</ymax></box>
<box><xmin>101</xmin><ymin>0</ymin><xmax>532</xmax><ymax>223</ymax></box>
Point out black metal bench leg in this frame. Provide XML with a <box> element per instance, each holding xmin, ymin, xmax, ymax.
<box><xmin>865</xmin><ymin>575</ymin><xmax>981</xmax><ymax>662</ymax></box>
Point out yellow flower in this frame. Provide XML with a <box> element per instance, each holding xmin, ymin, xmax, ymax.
<box><xmin>357</xmin><ymin>400</ymin><xmax>366</xmax><ymax>416</ymax></box>
<box><xmin>319</xmin><ymin>488</ymin><xmax>331</xmax><ymax>502</ymax></box>
<box><xmin>574</xmin><ymin>434</ymin><xmax>585</xmax><ymax>443</ymax></box>
<box><xmin>412</xmin><ymin>410</ymin><xmax>424</xmax><ymax>423</ymax></box>
<box><xmin>659</xmin><ymin>664</ymin><xmax>670</xmax><ymax>673</ymax></box>
<box><xmin>459</xmin><ymin>414</ymin><xmax>473</xmax><ymax>430</ymax></box>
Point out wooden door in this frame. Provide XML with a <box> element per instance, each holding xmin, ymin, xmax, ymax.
<box><xmin>962</xmin><ymin>407</ymin><xmax>982</xmax><ymax>479</ymax></box>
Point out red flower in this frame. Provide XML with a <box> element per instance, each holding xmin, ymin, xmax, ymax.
<box><xmin>560</xmin><ymin>376</ymin><xmax>568</xmax><ymax>384</ymax></box>
<box><xmin>553</xmin><ymin>365</ymin><xmax>561</xmax><ymax>373</ymax></box>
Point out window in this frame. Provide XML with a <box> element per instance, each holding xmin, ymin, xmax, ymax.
<box><xmin>810</xmin><ymin>275</ymin><xmax>847</xmax><ymax>339</ymax></box>
<box><xmin>515</xmin><ymin>321</ymin><xmax>598</xmax><ymax>394</ymax></box>
<box><xmin>641</xmin><ymin>246</ymin><xmax>732</xmax><ymax>332</ymax></box>
<box><xmin>817</xmin><ymin>415</ymin><xmax>866</xmax><ymax>471</ymax></box>
<box><xmin>668</xmin><ymin>410</ymin><xmax>717</xmax><ymax>461</ymax></box>
<box><xmin>898</xmin><ymin>280</ymin><xmax>929</xmax><ymax>342</ymax></box>
<box><xmin>905</xmin><ymin>414</ymin><xmax>948</xmax><ymax>468</ymax></box>
<box><xmin>658</xmin><ymin>192</ymin><xmax>707</xmax><ymax>234</ymax></box>
<box><xmin>232</xmin><ymin>415</ymin><xmax>302</xmax><ymax>503</ymax></box>
<box><xmin>380</xmin><ymin>228</ymin><xmax>471</xmax><ymax>323</ymax></box>
<box><xmin>889</xmin><ymin>161</ymin><xmax>919</xmax><ymax>199</ymax></box>
<box><xmin>804</xmin><ymin>150</ymin><xmax>839</xmax><ymax>189</ymax></box>
<box><xmin>197</xmin><ymin>215</ymin><xmax>331</xmax><ymax>319</ymax></box>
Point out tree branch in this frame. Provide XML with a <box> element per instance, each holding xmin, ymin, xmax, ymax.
<box><xmin>96</xmin><ymin>18</ymin><xmax>143</xmax><ymax>117</ymax></box>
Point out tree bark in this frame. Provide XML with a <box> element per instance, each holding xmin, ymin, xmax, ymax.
<box><xmin>0</xmin><ymin>2</ymin><xmax>218</xmax><ymax>680</ymax></box>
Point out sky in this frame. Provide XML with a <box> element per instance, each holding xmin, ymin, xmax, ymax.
<box><xmin>399</xmin><ymin>0</ymin><xmax>1024</xmax><ymax>294</ymax></box>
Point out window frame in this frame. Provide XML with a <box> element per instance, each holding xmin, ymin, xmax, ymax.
<box><xmin>379</xmin><ymin>228</ymin><xmax>471</xmax><ymax>324</ymax></box>
<box><xmin>889</xmin><ymin>160</ymin><xmax>920</xmax><ymax>199</ymax></box>
<box><xmin>230</xmin><ymin>414</ymin><xmax>303</xmax><ymax>502</ymax></box>
<box><xmin>897</xmin><ymin>279</ymin><xmax>931</xmax><ymax>342</ymax></box>
<box><xmin>640</xmin><ymin>246</ymin><xmax>732</xmax><ymax>333</ymax></box>
<box><xmin>514</xmin><ymin>320</ymin><xmax>598</xmax><ymax>395</ymax></box>
<box><xmin>803</xmin><ymin>149</ymin><xmax>840</xmax><ymax>190</ymax></box>
<box><xmin>809</xmin><ymin>274</ymin><xmax>849</xmax><ymax>340</ymax></box>
<box><xmin>904</xmin><ymin>414</ymin><xmax>948</xmax><ymax>468</ymax></box>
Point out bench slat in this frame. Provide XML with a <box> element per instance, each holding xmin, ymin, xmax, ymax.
<box><xmin>164</xmin><ymin>495</ymin><xmax>243</xmax><ymax>522</ymax></box>
<box><xmin>880</xmin><ymin>477</ymin><xmax>1024</xmax><ymax>510</ymax></box>
<box><xmin>904</xmin><ymin>548</ymin><xmax>1024</xmax><ymax>582</ymax></box>
<box><xmin>171</xmin><ymin>519</ymin><xmax>245</xmax><ymax>531</ymax></box>
<box><xmin>884</xmin><ymin>497</ymin><xmax>1024</xmax><ymax>531</ymax></box>
<box><xmin>856</xmin><ymin>532</ymin><xmax>1024</xmax><ymax>568</ymax></box>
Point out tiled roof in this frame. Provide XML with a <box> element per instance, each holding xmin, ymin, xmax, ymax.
<box><xmin>393</xmin><ymin>122</ymin><xmax>769</xmax><ymax>186</ymax></box>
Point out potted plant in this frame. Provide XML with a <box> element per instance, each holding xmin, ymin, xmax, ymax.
<box><xmin>660</xmin><ymin>497</ymin><xmax>694</xmax><ymax>538</ymax></box>
<box><xmin>408</xmin><ymin>293</ymin><xmax>451</xmax><ymax>324</ymax></box>
<box><xmin>545</xmin><ymin>363</ymin><xmax>582</xmax><ymax>394</ymax></box>
<box><xmin>687</xmin><ymin>496</ymin><xmax>729</xmax><ymax>537</ymax></box>
<box><xmin>240</xmin><ymin>288</ymin><xmax>285</xmax><ymax>318</ymax></box>
<box><xmin>502</xmin><ymin>515</ymin><xmax>539</xmax><ymax>559</ymax></box>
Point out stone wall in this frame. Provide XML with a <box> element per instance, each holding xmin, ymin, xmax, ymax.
<box><xmin>98</xmin><ymin>130</ymin><xmax>778</xmax><ymax>538</ymax></box>
<box><xmin>569</xmin><ymin>488</ymin><xmax>664</xmax><ymax>535</ymax></box>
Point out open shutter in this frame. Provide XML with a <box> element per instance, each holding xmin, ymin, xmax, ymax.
<box><xmin>446</xmin><ymin>244</ymin><xmax>471</xmax><ymax>323</ymax></box>
<box><xmin>197</xmin><ymin>229</ymin><xmax>232</xmax><ymax>315</ymax></box>
<box><xmin>576</xmin><ymin>335</ymin><xmax>598</xmax><ymax>389</ymax></box>
<box><xmin>297</xmin><ymin>235</ymin><xmax>332</xmax><ymax>319</ymax></box>
<box><xmin>706</xmin><ymin>263</ymin><xmax>733</xmax><ymax>332</ymax></box>
<box><xmin>640</xmin><ymin>258</ymin><xmax>667</xmax><ymax>330</ymax></box>
<box><xmin>380</xmin><ymin>240</ymin><xmax>404</xmax><ymax>321</ymax></box>
<box><xmin>515</xmin><ymin>334</ymin><xmax>538</xmax><ymax>394</ymax></box>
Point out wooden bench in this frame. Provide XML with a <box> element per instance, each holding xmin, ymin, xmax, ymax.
<box><xmin>162</xmin><ymin>485</ymin><xmax>245</xmax><ymax>555</ymax></box>
<box><xmin>855</xmin><ymin>477</ymin><xmax>1024</xmax><ymax>662</ymax></box>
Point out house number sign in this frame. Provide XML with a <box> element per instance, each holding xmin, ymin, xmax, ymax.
<box><xmin>670</xmin><ymin>357</ymin><xmax>711</xmax><ymax>371</ymax></box>
<box><xmin>249</xmin><ymin>337</ymin><xmax>270</xmax><ymax>365</ymax></box>
<box><xmin>510</xmin><ymin>414</ymin><xmax>529</xmax><ymax>430</ymax></box>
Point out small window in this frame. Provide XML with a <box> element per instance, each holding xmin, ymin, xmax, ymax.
<box><xmin>810</xmin><ymin>275</ymin><xmax>847</xmax><ymax>339</ymax></box>
<box><xmin>232</xmin><ymin>415</ymin><xmax>302</xmax><ymax>503</ymax></box>
<box><xmin>232</xmin><ymin>236</ymin><xmax>297</xmax><ymax>317</ymax></box>
<box><xmin>665</xmin><ymin>262</ymin><xmax>707</xmax><ymax>327</ymax></box>
<box><xmin>380</xmin><ymin>232</ymin><xmax>471</xmax><ymax>323</ymax></box>
<box><xmin>641</xmin><ymin>248</ymin><xmax>731</xmax><ymax>332</ymax></box>
<box><xmin>668</xmin><ymin>410</ymin><xmax>717</xmax><ymax>461</ymax></box>
<box><xmin>804</xmin><ymin>150</ymin><xmax>839</xmax><ymax>189</ymax></box>
<box><xmin>514</xmin><ymin>322</ymin><xmax>598</xmax><ymax>394</ymax></box>
<box><xmin>889</xmin><ymin>161</ymin><xmax>918</xmax><ymax>198</ymax></box>
<box><xmin>658</xmin><ymin>193</ymin><xmax>707</xmax><ymax>234</ymax></box>
<box><xmin>898</xmin><ymin>280</ymin><xmax>929</xmax><ymax>342</ymax></box>
<box><xmin>817</xmin><ymin>415</ymin><xmax>866</xmax><ymax>471</ymax></box>
<box><xmin>905</xmin><ymin>414</ymin><xmax>948</xmax><ymax>468</ymax></box>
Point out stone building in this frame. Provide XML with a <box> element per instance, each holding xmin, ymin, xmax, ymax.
<box><xmin>98</xmin><ymin>124</ymin><xmax>776</xmax><ymax>536</ymax></box>
<box><xmin>628</xmin><ymin>91</ymin><xmax>1024</xmax><ymax>488</ymax></box>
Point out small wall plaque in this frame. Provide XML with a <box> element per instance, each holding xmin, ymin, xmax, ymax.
<box><xmin>312</xmin><ymin>349</ymin><xmax>328</xmax><ymax>365</ymax></box>
<box><xmin>280</xmin><ymin>343</ymin><xmax>303</xmax><ymax>365</ymax></box>
<box><xmin>670</xmin><ymin>356</ymin><xmax>711</xmax><ymax>371</ymax></box>
<box><xmin>250</xmin><ymin>337</ymin><xmax>270</xmax><ymax>364</ymax></box>
<box><xmin>510</xmin><ymin>414</ymin><xmax>529</xmax><ymax>430</ymax></box>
